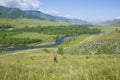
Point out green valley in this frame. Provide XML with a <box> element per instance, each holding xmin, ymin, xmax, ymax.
<box><xmin>0</xmin><ymin>4</ymin><xmax>120</xmax><ymax>80</ymax></box>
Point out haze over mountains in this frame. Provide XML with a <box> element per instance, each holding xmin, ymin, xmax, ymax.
<box><xmin>100</xmin><ymin>19</ymin><xmax>120</xmax><ymax>26</ymax></box>
<box><xmin>0</xmin><ymin>6</ymin><xmax>89</xmax><ymax>24</ymax></box>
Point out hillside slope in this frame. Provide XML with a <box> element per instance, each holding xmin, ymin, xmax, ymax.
<box><xmin>107</xmin><ymin>22</ymin><xmax>120</xmax><ymax>27</ymax></box>
<box><xmin>0</xmin><ymin>18</ymin><xmax>69</xmax><ymax>27</ymax></box>
<box><xmin>0</xmin><ymin>49</ymin><xmax>120</xmax><ymax>80</ymax></box>
<box><xmin>100</xmin><ymin>19</ymin><xmax>120</xmax><ymax>27</ymax></box>
<box><xmin>65</xmin><ymin>30</ymin><xmax>120</xmax><ymax>55</ymax></box>
<box><xmin>0</xmin><ymin>6</ymin><xmax>88</xmax><ymax>24</ymax></box>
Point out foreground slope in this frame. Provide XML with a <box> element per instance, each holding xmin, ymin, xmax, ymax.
<box><xmin>0</xmin><ymin>49</ymin><xmax>120</xmax><ymax>80</ymax></box>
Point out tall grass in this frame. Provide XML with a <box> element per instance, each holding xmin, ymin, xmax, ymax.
<box><xmin>0</xmin><ymin>49</ymin><xmax>120</xmax><ymax>80</ymax></box>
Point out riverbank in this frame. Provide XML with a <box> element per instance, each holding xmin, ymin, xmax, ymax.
<box><xmin>0</xmin><ymin>35</ymin><xmax>74</xmax><ymax>52</ymax></box>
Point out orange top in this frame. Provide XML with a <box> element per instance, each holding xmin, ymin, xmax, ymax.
<box><xmin>54</xmin><ymin>54</ymin><xmax>58</xmax><ymax>58</ymax></box>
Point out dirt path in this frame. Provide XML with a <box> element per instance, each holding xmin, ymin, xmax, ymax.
<box><xmin>65</xmin><ymin>35</ymin><xmax>96</xmax><ymax>52</ymax></box>
<box><xmin>79</xmin><ymin>35</ymin><xmax>95</xmax><ymax>44</ymax></box>
<box><xmin>0</xmin><ymin>49</ymin><xmax>39</xmax><ymax>56</ymax></box>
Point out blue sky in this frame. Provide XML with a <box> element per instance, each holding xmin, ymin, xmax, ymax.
<box><xmin>40</xmin><ymin>0</ymin><xmax>120</xmax><ymax>22</ymax></box>
<box><xmin>0</xmin><ymin>0</ymin><xmax>120</xmax><ymax>22</ymax></box>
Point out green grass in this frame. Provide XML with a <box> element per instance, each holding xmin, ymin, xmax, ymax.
<box><xmin>0</xmin><ymin>49</ymin><xmax>120</xmax><ymax>80</ymax></box>
<box><xmin>106</xmin><ymin>22</ymin><xmax>120</xmax><ymax>27</ymax></box>
<box><xmin>11</xmin><ymin>32</ymin><xmax>58</xmax><ymax>45</ymax></box>
<box><xmin>100</xmin><ymin>26</ymin><xmax>119</xmax><ymax>33</ymax></box>
<box><xmin>11</xmin><ymin>32</ymin><xmax>55</xmax><ymax>41</ymax></box>
<box><xmin>56</xmin><ymin>35</ymin><xmax>89</xmax><ymax>47</ymax></box>
<box><xmin>0</xmin><ymin>18</ymin><xmax>69</xmax><ymax>28</ymax></box>
<box><xmin>92</xmin><ymin>31</ymin><xmax>120</xmax><ymax>41</ymax></box>
<box><xmin>0</xmin><ymin>51</ymin><xmax>15</xmax><ymax>55</ymax></box>
<box><xmin>65</xmin><ymin>29</ymin><xmax>120</xmax><ymax>55</ymax></box>
<box><xmin>100</xmin><ymin>26</ymin><xmax>113</xmax><ymax>33</ymax></box>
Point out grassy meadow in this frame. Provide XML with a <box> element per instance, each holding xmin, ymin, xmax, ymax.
<box><xmin>0</xmin><ymin>49</ymin><xmax>120</xmax><ymax>80</ymax></box>
<box><xmin>0</xmin><ymin>18</ymin><xmax>69</xmax><ymax>28</ymax></box>
<box><xmin>11</xmin><ymin>32</ymin><xmax>57</xmax><ymax>45</ymax></box>
<box><xmin>56</xmin><ymin>35</ymin><xmax>89</xmax><ymax>47</ymax></box>
<box><xmin>105</xmin><ymin>22</ymin><xmax>120</xmax><ymax>27</ymax></box>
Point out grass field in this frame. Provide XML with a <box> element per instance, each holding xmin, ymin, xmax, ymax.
<box><xmin>0</xmin><ymin>18</ymin><xmax>69</xmax><ymax>28</ymax></box>
<box><xmin>100</xmin><ymin>26</ymin><xmax>117</xmax><ymax>33</ymax></box>
<box><xmin>0</xmin><ymin>49</ymin><xmax>120</xmax><ymax>80</ymax></box>
<box><xmin>65</xmin><ymin>28</ymin><xmax>120</xmax><ymax>55</ymax></box>
<box><xmin>106</xmin><ymin>22</ymin><xmax>120</xmax><ymax>27</ymax></box>
<box><xmin>11</xmin><ymin>32</ymin><xmax>57</xmax><ymax>45</ymax></box>
<box><xmin>56</xmin><ymin>35</ymin><xmax>89</xmax><ymax>48</ymax></box>
<box><xmin>94</xmin><ymin>31</ymin><xmax>120</xmax><ymax>41</ymax></box>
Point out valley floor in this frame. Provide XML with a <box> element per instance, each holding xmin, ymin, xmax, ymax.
<box><xmin>0</xmin><ymin>49</ymin><xmax>120</xmax><ymax>80</ymax></box>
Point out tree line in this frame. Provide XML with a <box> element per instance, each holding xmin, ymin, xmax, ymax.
<box><xmin>13</xmin><ymin>25</ymin><xmax>101</xmax><ymax>35</ymax></box>
<box><xmin>0</xmin><ymin>28</ymin><xmax>42</xmax><ymax>46</ymax></box>
<box><xmin>0</xmin><ymin>37</ymin><xmax>42</xmax><ymax>46</ymax></box>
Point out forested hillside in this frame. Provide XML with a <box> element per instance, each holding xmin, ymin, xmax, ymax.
<box><xmin>0</xmin><ymin>6</ymin><xmax>88</xmax><ymax>24</ymax></box>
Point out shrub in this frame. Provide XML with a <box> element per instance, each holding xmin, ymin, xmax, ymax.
<box><xmin>57</xmin><ymin>47</ymin><xmax>64</xmax><ymax>55</ymax></box>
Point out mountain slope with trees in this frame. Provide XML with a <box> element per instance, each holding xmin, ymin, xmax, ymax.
<box><xmin>0</xmin><ymin>6</ymin><xmax>88</xmax><ymax>24</ymax></box>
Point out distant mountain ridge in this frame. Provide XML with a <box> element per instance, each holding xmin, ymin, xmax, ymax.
<box><xmin>100</xmin><ymin>19</ymin><xmax>120</xmax><ymax>25</ymax></box>
<box><xmin>0</xmin><ymin>6</ymin><xmax>88</xmax><ymax>24</ymax></box>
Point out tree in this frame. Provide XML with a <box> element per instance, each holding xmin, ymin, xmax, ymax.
<box><xmin>57</xmin><ymin>47</ymin><xmax>64</xmax><ymax>55</ymax></box>
<box><xmin>115</xmin><ymin>28</ymin><xmax>118</xmax><ymax>32</ymax></box>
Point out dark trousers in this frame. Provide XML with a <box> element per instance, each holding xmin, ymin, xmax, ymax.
<box><xmin>54</xmin><ymin>58</ymin><xmax>57</xmax><ymax>63</ymax></box>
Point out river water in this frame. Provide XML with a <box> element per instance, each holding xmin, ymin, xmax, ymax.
<box><xmin>0</xmin><ymin>35</ymin><xmax>74</xmax><ymax>52</ymax></box>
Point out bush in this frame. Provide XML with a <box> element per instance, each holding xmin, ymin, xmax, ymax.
<box><xmin>57</xmin><ymin>47</ymin><xmax>64</xmax><ymax>55</ymax></box>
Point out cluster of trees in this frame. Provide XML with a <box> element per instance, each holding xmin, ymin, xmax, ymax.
<box><xmin>0</xmin><ymin>25</ymin><xmax>13</xmax><ymax>30</ymax></box>
<box><xmin>0</xmin><ymin>38</ymin><xmax>42</xmax><ymax>46</ymax></box>
<box><xmin>0</xmin><ymin>30</ymin><xmax>42</xmax><ymax>46</ymax></box>
<box><xmin>115</xmin><ymin>28</ymin><xmax>120</xmax><ymax>32</ymax></box>
<box><xmin>13</xmin><ymin>25</ymin><xmax>101</xmax><ymax>35</ymax></box>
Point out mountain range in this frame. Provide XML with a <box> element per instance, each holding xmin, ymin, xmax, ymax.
<box><xmin>100</xmin><ymin>19</ymin><xmax>120</xmax><ymax>26</ymax></box>
<box><xmin>0</xmin><ymin>6</ymin><xmax>88</xmax><ymax>24</ymax></box>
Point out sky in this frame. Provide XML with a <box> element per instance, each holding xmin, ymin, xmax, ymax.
<box><xmin>0</xmin><ymin>0</ymin><xmax>120</xmax><ymax>22</ymax></box>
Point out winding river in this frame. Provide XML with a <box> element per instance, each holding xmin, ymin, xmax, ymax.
<box><xmin>0</xmin><ymin>35</ymin><xmax>74</xmax><ymax>52</ymax></box>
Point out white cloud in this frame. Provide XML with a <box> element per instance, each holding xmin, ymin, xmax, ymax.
<box><xmin>0</xmin><ymin>0</ymin><xmax>74</xmax><ymax>18</ymax></box>
<box><xmin>0</xmin><ymin>0</ymin><xmax>41</xmax><ymax>10</ymax></box>
<box><xmin>115</xmin><ymin>16</ymin><xmax>120</xmax><ymax>19</ymax></box>
<box><xmin>44</xmin><ymin>10</ymin><xmax>60</xmax><ymax>15</ymax></box>
<box><xmin>64</xmin><ymin>14</ymin><xmax>75</xmax><ymax>19</ymax></box>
